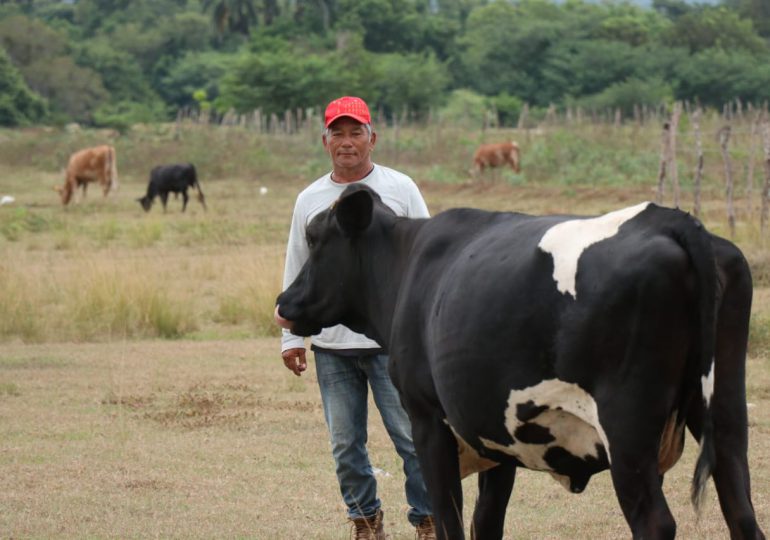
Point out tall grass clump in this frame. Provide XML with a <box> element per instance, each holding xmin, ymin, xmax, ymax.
<box><xmin>214</xmin><ymin>249</ymin><xmax>283</xmax><ymax>336</ymax></box>
<box><xmin>66</xmin><ymin>258</ymin><xmax>197</xmax><ymax>340</ymax></box>
<box><xmin>0</xmin><ymin>265</ymin><xmax>43</xmax><ymax>341</ymax></box>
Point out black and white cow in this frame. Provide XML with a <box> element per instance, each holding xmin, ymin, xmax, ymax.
<box><xmin>276</xmin><ymin>184</ymin><xmax>764</xmax><ymax>540</ymax></box>
<box><xmin>138</xmin><ymin>163</ymin><xmax>206</xmax><ymax>212</ymax></box>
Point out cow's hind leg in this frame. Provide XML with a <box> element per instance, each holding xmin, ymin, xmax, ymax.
<box><xmin>686</xmin><ymin>353</ymin><xmax>766</xmax><ymax>540</ymax></box>
<box><xmin>610</xmin><ymin>455</ymin><xmax>674</xmax><ymax>539</ymax></box>
<box><xmin>411</xmin><ymin>415</ymin><xmax>465</xmax><ymax>540</ymax></box>
<box><xmin>608</xmin><ymin>443</ymin><xmax>675</xmax><ymax>539</ymax></box>
<box><xmin>687</xmin><ymin>244</ymin><xmax>765</xmax><ymax>540</ymax></box>
<box><xmin>602</xmin><ymin>394</ymin><xmax>677</xmax><ymax>539</ymax></box>
<box><xmin>471</xmin><ymin>462</ymin><xmax>515</xmax><ymax>540</ymax></box>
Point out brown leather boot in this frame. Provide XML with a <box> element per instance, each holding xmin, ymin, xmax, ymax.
<box><xmin>415</xmin><ymin>515</ymin><xmax>436</xmax><ymax>540</ymax></box>
<box><xmin>349</xmin><ymin>508</ymin><xmax>386</xmax><ymax>540</ymax></box>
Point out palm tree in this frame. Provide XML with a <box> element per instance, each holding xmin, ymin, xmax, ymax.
<box><xmin>202</xmin><ymin>0</ymin><xmax>258</xmax><ymax>35</ymax></box>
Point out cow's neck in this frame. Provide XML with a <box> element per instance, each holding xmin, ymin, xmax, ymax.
<box><xmin>356</xmin><ymin>216</ymin><xmax>427</xmax><ymax>348</ymax></box>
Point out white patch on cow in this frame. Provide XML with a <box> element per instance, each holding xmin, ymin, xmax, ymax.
<box><xmin>538</xmin><ymin>202</ymin><xmax>651</xmax><ymax>298</ymax></box>
<box><xmin>701</xmin><ymin>359</ymin><xmax>715</xmax><ymax>407</ymax></box>
<box><xmin>478</xmin><ymin>379</ymin><xmax>610</xmax><ymax>491</ymax></box>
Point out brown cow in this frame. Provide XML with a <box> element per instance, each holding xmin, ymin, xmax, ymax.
<box><xmin>472</xmin><ymin>141</ymin><xmax>521</xmax><ymax>175</ymax></box>
<box><xmin>54</xmin><ymin>145</ymin><xmax>119</xmax><ymax>205</ymax></box>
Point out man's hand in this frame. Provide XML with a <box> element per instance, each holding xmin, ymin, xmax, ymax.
<box><xmin>282</xmin><ymin>348</ymin><xmax>307</xmax><ymax>376</ymax></box>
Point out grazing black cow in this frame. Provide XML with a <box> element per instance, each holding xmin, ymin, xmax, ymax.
<box><xmin>276</xmin><ymin>184</ymin><xmax>764</xmax><ymax>540</ymax></box>
<box><xmin>138</xmin><ymin>163</ymin><xmax>206</xmax><ymax>212</ymax></box>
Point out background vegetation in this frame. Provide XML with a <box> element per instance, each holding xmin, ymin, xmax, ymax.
<box><xmin>1</xmin><ymin>0</ymin><xmax>770</xmax><ymax>128</ymax></box>
<box><xmin>0</xmin><ymin>119</ymin><xmax>768</xmax><ymax>537</ymax></box>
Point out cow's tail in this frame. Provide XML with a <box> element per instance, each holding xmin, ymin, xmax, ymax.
<box><xmin>671</xmin><ymin>210</ymin><xmax>718</xmax><ymax>516</ymax></box>
<box><xmin>191</xmin><ymin>163</ymin><xmax>206</xmax><ymax>210</ymax></box>
<box><xmin>107</xmin><ymin>145</ymin><xmax>119</xmax><ymax>193</ymax></box>
<box><xmin>509</xmin><ymin>141</ymin><xmax>521</xmax><ymax>173</ymax></box>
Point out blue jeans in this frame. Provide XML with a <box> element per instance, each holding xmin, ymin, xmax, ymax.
<box><xmin>314</xmin><ymin>350</ymin><xmax>432</xmax><ymax>526</ymax></box>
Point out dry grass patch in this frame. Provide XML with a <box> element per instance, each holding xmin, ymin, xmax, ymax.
<box><xmin>0</xmin><ymin>340</ymin><xmax>767</xmax><ymax>539</ymax></box>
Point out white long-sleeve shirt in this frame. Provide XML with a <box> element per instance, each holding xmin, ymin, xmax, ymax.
<box><xmin>280</xmin><ymin>164</ymin><xmax>430</xmax><ymax>353</ymax></box>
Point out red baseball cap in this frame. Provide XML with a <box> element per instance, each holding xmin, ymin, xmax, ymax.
<box><xmin>324</xmin><ymin>96</ymin><xmax>371</xmax><ymax>128</ymax></box>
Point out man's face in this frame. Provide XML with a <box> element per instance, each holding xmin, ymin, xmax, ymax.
<box><xmin>323</xmin><ymin>117</ymin><xmax>376</xmax><ymax>171</ymax></box>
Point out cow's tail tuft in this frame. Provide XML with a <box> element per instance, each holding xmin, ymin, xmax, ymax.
<box><xmin>671</xmin><ymin>210</ymin><xmax>718</xmax><ymax>517</ymax></box>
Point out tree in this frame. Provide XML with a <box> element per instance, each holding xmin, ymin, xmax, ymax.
<box><xmin>0</xmin><ymin>14</ymin><xmax>67</xmax><ymax>66</ymax></box>
<box><xmin>661</xmin><ymin>6</ymin><xmax>766</xmax><ymax>54</ymax></box>
<box><xmin>438</xmin><ymin>88</ymin><xmax>488</xmax><ymax>127</ymax></box>
<box><xmin>674</xmin><ymin>48</ymin><xmax>770</xmax><ymax>107</ymax></box>
<box><xmin>458</xmin><ymin>2</ymin><xmax>568</xmax><ymax>103</ymax></box>
<box><xmin>160</xmin><ymin>51</ymin><xmax>235</xmax><ymax>109</ymax></box>
<box><xmin>217</xmin><ymin>46</ymin><xmax>339</xmax><ymax>114</ymax></box>
<box><xmin>541</xmin><ymin>40</ymin><xmax>640</xmax><ymax>104</ymax></box>
<box><xmin>24</xmin><ymin>55</ymin><xmax>108</xmax><ymax>123</ymax></box>
<box><xmin>591</xmin><ymin>6</ymin><xmax>670</xmax><ymax>46</ymax></box>
<box><xmin>652</xmin><ymin>0</ymin><xmax>692</xmax><ymax>20</ymax></box>
<box><xmin>335</xmin><ymin>0</ymin><xmax>421</xmax><ymax>53</ymax></box>
<box><xmin>371</xmin><ymin>51</ymin><xmax>449</xmax><ymax>120</ymax></box>
<box><xmin>576</xmin><ymin>77</ymin><xmax>673</xmax><ymax>117</ymax></box>
<box><xmin>0</xmin><ymin>47</ymin><xmax>47</xmax><ymax>125</ymax></box>
<box><xmin>722</xmin><ymin>0</ymin><xmax>770</xmax><ymax>37</ymax></box>
<box><xmin>0</xmin><ymin>14</ymin><xmax>107</xmax><ymax>123</ymax></box>
<box><xmin>75</xmin><ymin>40</ymin><xmax>160</xmax><ymax>104</ymax></box>
<box><xmin>203</xmin><ymin>0</ymin><xmax>259</xmax><ymax>35</ymax></box>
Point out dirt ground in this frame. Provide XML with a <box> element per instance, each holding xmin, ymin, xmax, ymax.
<box><xmin>1</xmin><ymin>338</ymin><xmax>767</xmax><ymax>539</ymax></box>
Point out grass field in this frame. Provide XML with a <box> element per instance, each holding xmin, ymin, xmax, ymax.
<box><xmin>0</xmin><ymin>120</ymin><xmax>768</xmax><ymax>538</ymax></box>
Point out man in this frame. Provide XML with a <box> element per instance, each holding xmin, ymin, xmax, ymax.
<box><xmin>279</xmin><ymin>96</ymin><xmax>435</xmax><ymax>540</ymax></box>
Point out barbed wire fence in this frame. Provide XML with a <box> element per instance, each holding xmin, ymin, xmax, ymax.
<box><xmin>175</xmin><ymin>100</ymin><xmax>770</xmax><ymax>243</ymax></box>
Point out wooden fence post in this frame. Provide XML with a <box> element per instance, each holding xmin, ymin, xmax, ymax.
<box><xmin>517</xmin><ymin>103</ymin><xmax>530</xmax><ymax>130</ymax></box>
<box><xmin>393</xmin><ymin>110</ymin><xmax>400</xmax><ymax>165</ymax></box>
<box><xmin>693</xmin><ymin>107</ymin><xmax>704</xmax><ymax>218</ymax></box>
<box><xmin>761</xmin><ymin>116</ymin><xmax>770</xmax><ymax>238</ymax></box>
<box><xmin>718</xmin><ymin>125</ymin><xmax>736</xmax><ymax>238</ymax></box>
<box><xmin>669</xmin><ymin>102</ymin><xmax>682</xmax><ymax>208</ymax></box>
<box><xmin>656</xmin><ymin>122</ymin><xmax>670</xmax><ymax>205</ymax></box>
<box><xmin>746</xmin><ymin>109</ymin><xmax>761</xmax><ymax>217</ymax></box>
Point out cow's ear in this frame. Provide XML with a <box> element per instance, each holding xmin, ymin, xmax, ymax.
<box><xmin>336</xmin><ymin>189</ymin><xmax>374</xmax><ymax>235</ymax></box>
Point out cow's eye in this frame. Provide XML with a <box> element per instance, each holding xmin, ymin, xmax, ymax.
<box><xmin>306</xmin><ymin>235</ymin><xmax>316</xmax><ymax>249</ymax></box>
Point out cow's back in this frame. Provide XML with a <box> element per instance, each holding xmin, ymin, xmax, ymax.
<box><xmin>150</xmin><ymin>163</ymin><xmax>195</xmax><ymax>189</ymax></box>
<box><xmin>473</xmin><ymin>142</ymin><xmax>520</xmax><ymax>171</ymax></box>
<box><xmin>58</xmin><ymin>145</ymin><xmax>116</xmax><ymax>204</ymax></box>
<box><xmin>393</xmin><ymin>204</ymin><xmax>709</xmax><ymax>480</ymax></box>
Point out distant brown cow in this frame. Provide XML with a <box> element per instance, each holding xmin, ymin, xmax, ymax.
<box><xmin>472</xmin><ymin>141</ymin><xmax>521</xmax><ymax>175</ymax></box>
<box><xmin>54</xmin><ymin>145</ymin><xmax>118</xmax><ymax>205</ymax></box>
